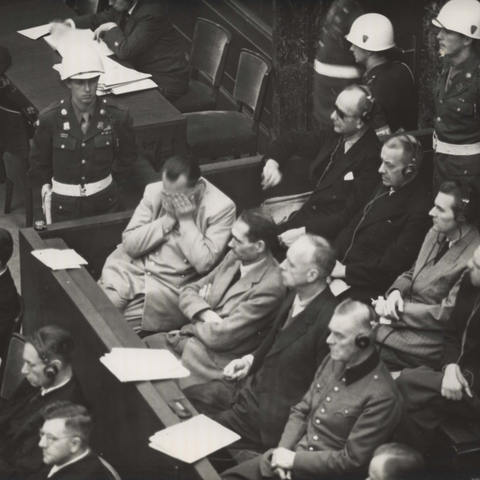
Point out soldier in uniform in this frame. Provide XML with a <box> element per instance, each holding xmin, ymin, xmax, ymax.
<box><xmin>346</xmin><ymin>13</ymin><xmax>417</xmax><ymax>136</ymax></box>
<box><xmin>432</xmin><ymin>0</ymin><xmax>480</xmax><ymax>194</ymax></box>
<box><xmin>28</xmin><ymin>47</ymin><xmax>137</xmax><ymax>223</ymax></box>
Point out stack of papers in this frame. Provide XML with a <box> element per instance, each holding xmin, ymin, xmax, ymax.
<box><xmin>31</xmin><ymin>249</ymin><xmax>88</xmax><ymax>270</ymax></box>
<box><xmin>100</xmin><ymin>348</ymin><xmax>190</xmax><ymax>382</ymax></box>
<box><xmin>149</xmin><ymin>414</ymin><xmax>241</xmax><ymax>463</ymax></box>
<box><xmin>18</xmin><ymin>24</ymin><xmax>51</xmax><ymax>40</ymax></box>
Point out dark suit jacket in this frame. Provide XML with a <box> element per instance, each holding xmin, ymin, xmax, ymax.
<box><xmin>37</xmin><ymin>451</ymin><xmax>116</xmax><ymax>480</ymax></box>
<box><xmin>245</xmin><ymin>288</ymin><xmax>338</xmax><ymax>448</ymax></box>
<box><xmin>0</xmin><ymin>376</ymin><xmax>87</xmax><ymax>475</ymax></box>
<box><xmin>265</xmin><ymin>127</ymin><xmax>381</xmax><ymax>240</ymax></box>
<box><xmin>0</xmin><ymin>268</ymin><xmax>20</xmax><ymax>359</ymax></box>
<box><xmin>74</xmin><ymin>0</ymin><xmax>189</xmax><ymax>97</ymax></box>
<box><xmin>334</xmin><ymin>177</ymin><xmax>432</xmax><ymax>296</ymax></box>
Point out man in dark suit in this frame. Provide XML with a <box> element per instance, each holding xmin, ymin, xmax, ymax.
<box><xmin>331</xmin><ymin>134</ymin><xmax>432</xmax><ymax>301</ymax></box>
<box><xmin>261</xmin><ymin>84</ymin><xmax>382</xmax><ymax>244</ymax></box>
<box><xmin>0</xmin><ymin>228</ymin><xmax>20</xmax><ymax>361</ymax></box>
<box><xmin>395</xmin><ymin>244</ymin><xmax>480</xmax><ymax>453</ymax></box>
<box><xmin>37</xmin><ymin>401</ymin><xmax>116</xmax><ymax>480</ymax></box>
<box><xmin>184</xmin><ymin>234</ymin><xmax>338</xmax><ymax>449</ymax></box>
<box><xmin>67</xmin><ymin>0</ymin><xmax>189</xmax><ymax>101</ymax></box>
<box><xmin>0</xmin><ymin>326</ymin><xmax>87</xmax><ymax>477</ymax></box>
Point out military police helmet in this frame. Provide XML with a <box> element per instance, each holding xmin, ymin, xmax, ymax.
<box><xmin>60</xmin><ymin>47</ymin><xmax>105</xmax><ymax>81</ymax></box>
<box><xmin>346</xmin><ymin>13</ymin><xmax>395</xmax><ymax>52</ymax></box>
<box><xmin>433</xmin><ymin>0</ymin><xmax>480</xmax><ymax>39</ymax></box>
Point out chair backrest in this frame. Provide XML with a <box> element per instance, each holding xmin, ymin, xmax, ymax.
<box><xmin>98</xmin><ymin>456</ymin><xmax>122</xmax><ymax>480</ymax></box>
<box><xmin>189</xmin><ymin>18</ymin><xmax>232</xmax><ymax>91</ymax></box>
<box><xmin>0</xmin><ymin>104</ymin><xmax>30</xmax><ymax>159</ymax></box>
<box><xmin>233</xmin><ymin>49</ymin><xmax>272</xmax><ymax>124</ymax></box>
<box><xmin>75</xmin><ymin>0</ymin><xmax>101</xmax><ymax>15</ymax></box>
<box><xmin>0</xmin><ymin>333</ymin><xmax>26</xmax><ymax>401</ymax></box>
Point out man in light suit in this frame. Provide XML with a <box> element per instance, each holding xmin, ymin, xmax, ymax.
<box><xmin>184</xmin><ymin>234</ymin><xmax>338</xmax><ymax>449</ymax></box>
<box><xmin>145</xmin><ymin>209</ymin><xmax>286</xmax><ymax>389</ymax></box>
<box><xmin>375</xmin><ymin>180</ymin><xmax>480</xmax><ymax>371</ymax></box>
<box><xmin>98</xmin><ymin>155</ymin><xmax>236</xmax><ymax>336</ymax></box>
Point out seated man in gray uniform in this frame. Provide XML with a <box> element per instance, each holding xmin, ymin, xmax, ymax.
<box><xmin>221</xmin><ymin>300</ymin><xmax>403</xmax><ymax>480</ymax></box>
<box><xmin>145</xmin><ymin>209</ymin><xmax>286</xmax><ymax>389</ymax></box>
<box><xmin>98</xmin><ymin>155</ymin><xmax>236</xmax><ymax>335</ymax></box>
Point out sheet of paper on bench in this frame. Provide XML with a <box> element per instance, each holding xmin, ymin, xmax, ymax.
<box><xmin>329</xmin><ymin>278</ymin><xmax>351</xmax><ymax>297</ymax></box>
<box><xmin>18</xmin><ymin>24</ymin><xmax>51</xmax><ymax>40</ymax></box>
<box><xmin>44</xmin><ymin>28</ymin><xmax>114</xmax><ymax>57</ymax></box>
<box><xmin>149</xmin><ymin>414</ymin><xmax>241</xmax><ymax>463</ymax></box>
<box><xmin>100</xmin><ymin>348</ymin><xmax>190</xmax><ymax>382</ymax></box>
<box><xmin>31</xmin><ymin>249</ymin><xmax>88</xmax><ymax>270</ymax></box>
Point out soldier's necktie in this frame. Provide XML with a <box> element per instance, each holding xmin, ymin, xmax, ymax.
<box><xmin>81</xmin><ymin>113</ymin><xmax>90</xmax><ymax>134</ymax></box>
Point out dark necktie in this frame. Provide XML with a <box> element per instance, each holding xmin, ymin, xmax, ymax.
<box><xmin>119</xmin><ymin>12</ymin><xmax>130</xmax><ymax>31</ymax></box>
<box><xmin>434</xmin><ymin>240</ymin><xmax>450</xmax><ymax>264</ymax></box>
<box><xmin>226</xmin><ymin>268</ymin><xmax>241</xmax><ymax>292</ymax></box>
<box><xmin>316</xmin><ymin>138</ymin><xmax>345</xmax><ymax>188</ymax></box>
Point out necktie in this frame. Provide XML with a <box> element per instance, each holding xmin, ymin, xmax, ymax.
<box><xmin>434</xmin><ymin>240</ymin><xmax>449</xmax><ymax>264</ymax></box>
<box><xmin>81</xmin><ymin>113</ymin><xmax>90</xmax><ymax>134</ymax></box>
<box><xmin>316</xmin><ymin>138</ymin><xmax>345</xmax><ymax>188</ymax></box>
<box><xmin>119</xmin><ymin>12</ymin><xmax>130</xmax><ymax>31</ymax></box>
<box><xmin>226</xmin><ymin>268</ymin><xmax>241</xmax><ymax>292</ymax></box>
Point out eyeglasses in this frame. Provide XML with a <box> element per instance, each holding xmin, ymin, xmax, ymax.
<box><xmin>334</xmin><ymin>105</ymin><xmax>358</xmax><ymax>121</ymax></box>
<box><xmin>39</xmin><ymin>431</ymin><xmax>73</xmax><ymax>445</ymax></box>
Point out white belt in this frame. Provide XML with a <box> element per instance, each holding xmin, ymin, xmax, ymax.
<box><xmin>433</xmin><ymin>132</ymin><xmax>480</xmax><ymax>155</ymax></box>
<box><xmin>52</xmin><ymin>175</ymin><xmax>112</xmax><ymax>197</ymax></box>
<box><xmin>314</xmin><ymin>59</ymin><xmax>362</xmax><ymax>79</ymax></box>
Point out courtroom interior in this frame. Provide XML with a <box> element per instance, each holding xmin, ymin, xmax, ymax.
<box><xmin>1</xmin><ymin>0</ymin><xmax>480</xmax><ymax>479</ymax></box>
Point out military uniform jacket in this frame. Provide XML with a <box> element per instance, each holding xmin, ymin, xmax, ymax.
<box><xmin>377</xmin><ymin>227</ymin><xmax>480</xmax><ymax>367</ymax></box>
<box><xmin>334</xmin><ymin>177</ymin><xmax>432</xmax><ymax>293</ymax></box>
<box><xmin>28</xmin><ymin>97</ymin><xmax>137</xmax><ymax>187</ymax></box>
<box><xmin>434</xmin><ymin>51</ymin><xmax>480</xmax><ymax>145</ymax></box>
<box><xmin>277</xmin><ymin>352</ymin><xmax>402</xmax><ymax>478</ymax></box>
<box><xmin>74</xmin><ymin>0</ymin><xmax>189</xmax><ymax>95</ymax></box>
<box><xmin>264</xmin><ymin>127</ymin><xmax>381</xmax><ymax>239</ymax></box>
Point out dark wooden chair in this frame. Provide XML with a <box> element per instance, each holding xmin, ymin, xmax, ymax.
<box><xmin>185</xmin><ymin>48</ymin><xmax>272</xmax><ymax>161</ymax></box>
<box><xmin>0</xmin><ymin>104</ymin><xmax>33</xmax><ymax>227</ymax></box>
<box><xmin>0</xmin><ymin>333</ymin><xmax>25</xmax><ymax>402</ymax></box>
<box><xmin>172</xmin><ymin>18</ymin><xmax>232</xmax><ymax>114</ymax></box>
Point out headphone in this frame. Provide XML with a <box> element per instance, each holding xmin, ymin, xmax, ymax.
<box><xmin>454</xmin><ymin>181</ymin><xmax>473</xmax><ymax>226</ymax></box>
<box><xmin>355</xmin><ymin>85</ymin><xmax>375</xmax><ymax>123</ymax></box>
<box><xmin>354</xmin><ymin>303</ymin><xmax>378</xmax><ymax>349</ymax></box>
<box><xmin>28</xmin><ymin>331</ymin><xmax>60</xmax><ymax>380</ymax></box>
<box><xmin>399</xmin><ymin>133</ymin><xmax>420</xmax><ymax>178</ymax></box>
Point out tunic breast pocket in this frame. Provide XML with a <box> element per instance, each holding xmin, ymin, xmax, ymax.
<box><xmin>332</xmin><ymin>403</ymin><xmax>363</xmax><ymax>438</ymax></box>
<box><xmin>448</xmin><ymin>99</ymin><xmax>474</xmax><ymax>117</ymax></box>
<box><xmin>94</xmin><ymin>133</ymin><xmax>114</xmax><ymax>164</ymax></box>
<box><xmin>53</xmin><ymin>136</ymin><xmax>76</xmax><ymax>151</ymax></box>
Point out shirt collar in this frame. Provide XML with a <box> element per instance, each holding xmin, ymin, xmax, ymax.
<box><xmin>0</xmin><ymin>266</ymin><xmax>7</xmax><ymax>277</ymax></box>
<box><xmin>343</xmin><ymin>128</ymin><xmax>367</xmax><ymax>153</ymax></box>
<box><xmin>41</xmin><ymin>376</ymin><xmax>71</xmax><ymax>397</ymax></box>
<box><xmin>48</xmin><ymin>449</ymin><xmax>90</xmax><ymax>478</ymax></box>
<box><xmin>240</xmin><ymin>257</ymin><xmax>266</xmax><ymax>278</ymax></box>
<box><xmin>128</xmin><ymin>1</ymin><xmax>138</xmax><ymax>15</ymax></box>
<box><xmin>343</xmin><ymin>350</ymin><xmax>379</xmax><ymax>386</ymax></box>
<box><xmin>70</xmin><ymin>97</ymin><xmax>96</xmax><ymax>125</ymax></box>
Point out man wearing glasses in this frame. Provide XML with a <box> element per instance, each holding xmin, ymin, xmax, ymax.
<box><xmin>0</xmin><ymin>326</ymin><xmax>87</xmax><ymax>477</ymax></box>
<box><xmin>261</xmin><ymin>84</ymin><xmax>382</xmax><ymax>246</ymax></box>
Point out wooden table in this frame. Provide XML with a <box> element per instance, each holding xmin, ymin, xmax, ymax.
<box><xmin>0</xmin><ymin>0</ymin><xmax>187</xmax><ymax>164</ymax></box>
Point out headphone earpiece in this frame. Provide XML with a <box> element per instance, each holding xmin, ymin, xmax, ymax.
<box><xmin>44</xmin><ymin>363</ymin><xmax>59</xmax><ymax>380</ymax></box>
<box><xmin>402</xmin><ymin>164</ymin><xmax>417</xmax><ymax>178</ymax></box>
<box><xmin>355</xmin><ymin>333</ymin><xmax>371</xmax><ymax>349</ymax></box>
<box><xmin>355</xmin><ymin>85</ymin><xmax>375</xmax><ymax>123</ymax></box>
<box><xmin>455</xmin><ymin>181</ymin><xmax>472</xmax><ymax>226</ymax></box>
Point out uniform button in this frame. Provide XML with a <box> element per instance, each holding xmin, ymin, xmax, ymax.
<box><xmin>82</xmin><ymin>143</ymin><xmax>86</xmax><ymax>147</ymax></box>
<box><xmin>342</xmin><ymin>378</ymin><xmax>346</xmax><ymax>382</ymax></box>
<box><xmin>312</xmin><ymin>205</ymin><xmax>317</xmax><ymax>210</ymax></box>
<box><xmin>320</xmin><ymin>408</ymin><xmax>325</xmax><ymax>413</ymax></box>
<box><xmin>106</xmin><ymin>142</ymin><xmax>110</xmax><ymax>145</ymax></box>
<box><xmin>457</xmin><ymin>108</ymin><xmax>461</xmax><ymax>111</ymax></box>
<box><xmin>81</xmin><ymin>176</ymin><xmax>85</xmax><ymax>181</ymax></box>
<box><xmin>345</xmin><ymin>409</ymin><xmax>349</xmax><ymax>414</ymax></box>
<box><xmin>464</xmin><ymin>170</ymin><xmax>468</xmax><ymax>174</ymax></box>
<box><xmin>440</xmin><ymin>100</ymin><xmax>443</xmax><ymax>104</ymax></box>
<box><xmin>147</xmin><ymin>272</ymin><xmax>151</xmax><ymax>276</ymax></box>
<box><xmin>315</xmin><ymin>419</ymin><xmax>321</xmax><ymax>424</ymax></box>
<box><xmin>308</xmin><ymin>447</ymin><xmax>314</xmax><ymax>451</ymax></box>
<box><xmin>59</xmin><ymin>205</ymin><xmax>62</xmax><ymax>209</ymax></box>
<box><xmin>81</xmin><ymin>160</ymin><xmax>86</xmax><ymax>164</ymax></box>
<box><xmin>313</xmin><ymin>435</ymin><xmax>318</xmax><ymax>440</ymax></box>
<box><xmin>326</xmin><ymin>397</ymin><xmax>331</xmax><ymax>402</ymax></box>
<box><xmin>436</xmin><ymin>117</ymin><xmax>441</xmax><ymax>122</ymax></box>
<box><xmin>334</xmin><ymin>386</ymin><xmax>339</xmax><ymax>392</ymax></box>
<box><xmin>114</xmin><ymin>41</ymin><xmax>119</xmax><ymax>47</ymax></box>
<box><xmin>316</xmin><ymin>384</ymin><xmax>321</xmax><ymax>388</ymax></box>
<box><xmin>374</xmin><ymin>375</ymin><xmax>378</xmax><ymax>380</ymax></box>
<box><xmin>61</xmin><ymin>145</ymin><xmax>65</xmax><ymax>149</ymax></box>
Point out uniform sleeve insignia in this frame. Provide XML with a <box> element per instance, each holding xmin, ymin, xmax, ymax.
<box><xmin>97</xmin><ymin>122</ymin><xmax>104</xmax><ymax>129</ymax></box>
<box><xmin>63</xmin><ymin>122</ymin><xmax>70</xmax><ymax>130</ymax></box>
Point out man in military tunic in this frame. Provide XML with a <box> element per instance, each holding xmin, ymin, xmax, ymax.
<box><xmin>28</xmin><ymin>47</ymin><xmax>137</xmax><ymax>223</ymax></box>
<box><xmin>432</xmin><ymin>0</ymin><xmax>480</xmax><ymax>194</ymax></box>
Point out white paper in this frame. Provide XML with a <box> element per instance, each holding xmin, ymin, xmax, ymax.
<box><xmin>329</xmin><ymin>278</ymin><xmax>351</xmax><ymax>297</ymax></box>
<box><xmin>45</xmin><ymin>27</ymin><xmax>114</xmax><ymax>57</ymax></box>
<box><xmin>149</xmin><ymin>414</ymin><xmax>240</xmax><ymax>463</ymax></box>
<box><xmin>109</xmin><ymin>78</ymin><xmax>158</xmax><ymax>95</ymax></box>
<box><xmin>31</xmin><ymin>249</ymin><xmax>88</xmax><ymax>270</ymax></box>
<box><xmin>100</xmin><ymin>348</ymin><xmax>190</xmax><ymax>382</ymax></box>
<box><xmin>18</xmin><ymin>24</ymin><xmax>51</xmax><ymax>40</ymax></box>
<box><xmin>261</xmin><ymin>191</ymin><xmax>312</xmax><ymax>225</ymax></box>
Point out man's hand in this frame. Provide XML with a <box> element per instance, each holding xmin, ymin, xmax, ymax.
<box><xmin>271</xmin><ymin>448</ymin><xmax>295</xmax><ymax>471</ymax></box>
<box><xmin>172</xmin><ymin>193</ymin><xmax>196</xmax><ymax>221</ymax></box>
<box><xmin>223</xmin><ymin>357</ymin><xmax>251</xmax><ymax>381</ymax></box>
<box><xmin>278</xmin><ymin>228</ymin><xmax>305</xmax><ymax>248</ymax></box>
<box><xmin>273</xmin><ymin>468</ymin><xmax>291</xmax><ymax>480</ymax></box>
<box><xmin>384</xmin><ymin>289</ymin><xmax>404</xmax><ymax>321</ymax></box>
<box><xmin>442</xmin><ymin>364</ymin><xmax>473</xmax><ymax>400</ymax></box>
<box><xmin>331</xmin><ymin>260</ymin><xmax>346</xmax><ymax>279</ymax></box>
<box><xmin>199</xmin><ymin>284</ymin><xmax>212</xmax><ymax>302</ymax></box>
<box><xmin>261</xmin><ymin>159</ymin><xmax>283</xmax><ymax>190</ymax></box>
<box><xmin>93</xmin><ymin>22</ymin><xmax>117</xmax><ymax>40</ymax></box>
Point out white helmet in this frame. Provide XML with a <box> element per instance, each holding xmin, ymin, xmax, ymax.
<box><xmin>61</xmin><ymin>47</ymin><xmax>104</xmax><ymax>81</ymax></box>
<box><xmin>432</xmin><ymin>0</ymin><xmax>480</xmax><ymax>39</ymax></box>
<box><xmin>346</xmin><ymin>13</ymin><xmax>395</xmax><ymax>52</ymax></box>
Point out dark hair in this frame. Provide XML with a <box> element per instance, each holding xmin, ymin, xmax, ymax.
<box><xmin>334</xmin><ymin>299</ymin><xmax>376</xmax><ymax>332</ymax></box>
<box><xmin>385</xmin><ymin>134</ymin><xmax>425</xmax><ymax>168</ymax></box>
<box><xmin>26</xmin><ymin>326</ymin><xmax>75</xmax><ymax>365</ymax></box>
<box><xmin>238</xmin><ymin>208</ymin><xmax>278</xmax><ymax>251</ymax></box>
<box><xmin>439</xmin><ymin>180</ymin><xmax>480</xmax><ymax>225</ymax></box>
<box><xmin>162</xmin><ymin>155</ymin><xmax>201</xmax><ymax>188</ymax></box>
<box><xmin>373</xmin><ymin>443</ymin><xmax>425</xmax><ymax>480</ymax></box>
<box><xmin>304</xmin><ymin>234</ymin><xmax>336</xmax><ymax>277</ymax></box>
<box><xmin>0</xmin><ymin>228</ymin><xmax>13</xmax><ymax>267</ymax></box>
<box><xmin>43</xmin><ymin>401</ymin><xmax>93</xmax><ymax>445</ymax></box>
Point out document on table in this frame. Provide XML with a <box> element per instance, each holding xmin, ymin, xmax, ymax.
<box><xmin>31</xmin><ymin>249</ymin><xmax>88</xmax><ymax>270</ymax></box>
<box><xmin>18</xmin><ymin>24</ymin><xmax>51</xmax><ymax>40</ymax></box>
<box><xmin>149</xmin><ymin>414</ymin><xmax>241</xmax><ymax>463</ymax></box>
<box><xmin>100</xmin><ymin>348</ymin><xmax>190</xmax><ymax>382</ymax></box>
<box><xmin>44</xmin><ymin>27</ymin><xmax>114</xmax><ymax>57</ymax></box>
